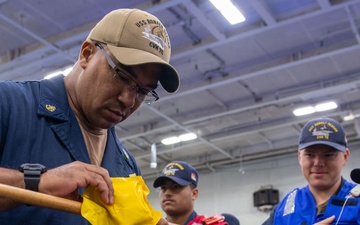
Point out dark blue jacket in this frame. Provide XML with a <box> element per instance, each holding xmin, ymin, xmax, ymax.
<box><xmin>0</xmin><ymin>75</ymin><xmax>141</xmax><ymax>225</ymax></box>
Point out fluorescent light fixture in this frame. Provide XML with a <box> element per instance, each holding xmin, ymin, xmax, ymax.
<box><xmin>209</xmin><ymin>0</ymin><xmax>245</xmax><ymax>25</ymax></box>
<box><xmin>314</xmin><ymin>102</ymin><xmax>337</xmax><ymax>112</ymax></box>
<box><xmin>343</xmin><ymin>113</ymin><xmax>355</xmax><ymax>121</ymax></box>
<box><xmin>344</xmin><ymin>112</ymin><xmax>360</xmax><ymax>121</ymax></box>
<box><xmin>44</xmin><ymin>66</ymin><xmax>73</xmax><ymax>79</ymax></box>
<box><xmin>293</xmin><ymin>101</ymin><xmax>338</xmax><ymax>117</ymax></box>
<box><xmin>179</xmin><ymin>133</ymin><xmax>197</xmax><ymax>141</ymax></box>
<box><xmin>161</xmin><ymin>137</ymin><xmax>180</xmax><ymax>145</ymax></box>
<box><xmin>293</xmin><ymin>106</ymin><xmax>316</xmax><ymax>116</ymax></box>
<box><xmin>161</xmin><ymin>133</ymin><xmax>198</xmax><ymax>145</ymax></box>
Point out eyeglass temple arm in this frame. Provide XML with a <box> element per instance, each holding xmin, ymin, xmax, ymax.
<box><xmin>96</xmin><ymin>44</ymin><xmax>117</xmax><ymax>71</ymax></box>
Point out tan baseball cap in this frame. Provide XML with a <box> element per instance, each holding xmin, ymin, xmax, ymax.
<box><xmin>88</xmin><ymin>8</ymin><xmax>180</xmax><ymax>93</ymax></box>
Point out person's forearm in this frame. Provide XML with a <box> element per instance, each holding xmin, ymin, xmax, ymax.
<box><xmin>0</xmin><ymin>197</ymin><xmax>22</xmax><ymax>211</ymax></box>
<box><xmin>0</xmin><ymin>167</ymin><xmax>25</xmax><ymax>211</ymax></box>
<box><xmin>0</xmin><ymin>161</ymin><xmax>115</xmax><ymax>211</ymax></box>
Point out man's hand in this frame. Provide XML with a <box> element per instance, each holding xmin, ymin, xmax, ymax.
<box><xmin>38</xmin><ymin>161</ymin><xmax>114</xmax><ymax>204</ymax></box>
<box><xmin>156</xmin><ymin>218</ymin><xmax>179</xmax><ymax>225</ymax></box>
<box><xmin>314</xmin><ymin>215</ymin><xmax>335</xmax><ymax>225</ymax></box>
<box><xmin>157</xmin><ymin>218</ymin><xmax>169</xmax><ymax>225</ymax></box>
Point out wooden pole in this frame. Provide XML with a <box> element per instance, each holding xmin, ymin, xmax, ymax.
<box><xmin>0</xmin><ymin>183</ymin><xmax>81</xmax><ymax>214</ymax></box>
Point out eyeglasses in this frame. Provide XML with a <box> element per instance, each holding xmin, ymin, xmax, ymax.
<box><xmin>96</xmin><ymin>43</ymin><xmax>159</xmax><ymax>104</ymax></box>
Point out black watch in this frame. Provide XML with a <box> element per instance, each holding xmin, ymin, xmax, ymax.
<box><xmin>19</xmin><ymin>163</ymin><xmax>47</xmax><ymax>191</ymax></box>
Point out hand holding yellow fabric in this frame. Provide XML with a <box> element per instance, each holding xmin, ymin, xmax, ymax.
<box><xmin>81</xmin><ymin>176</ymin><xmax>162</xmax><ymax>225</ymax></box>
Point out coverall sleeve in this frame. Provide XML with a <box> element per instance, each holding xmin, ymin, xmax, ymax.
<box><xmin>261</xmin><ymin>204</ymin><xmax>278</xmax><ymax>225</ymax></box>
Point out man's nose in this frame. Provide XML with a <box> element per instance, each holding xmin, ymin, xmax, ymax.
<box><xmin>118</xmin><ymin>89</ymin><xmax>137</xmax><ymax>108</ymax></box>
<box><xmin>313</xmin><ymin>155</ymin><xmax>325</xmax><ymax>166</ymax></box>
<box><xmin>163</xmin><ymin>188</ymin><xmax>173</xmax><ymax>195</ymax></box>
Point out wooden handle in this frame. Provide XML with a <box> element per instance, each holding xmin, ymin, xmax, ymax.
<box><xmin>0</xmin><ymin>183</ymin><xmax>81</xmax><ymax>214</ymax></box>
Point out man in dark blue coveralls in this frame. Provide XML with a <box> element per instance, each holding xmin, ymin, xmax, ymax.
<box><xmin>0</xmin><ymin>8</ymin><xmax>179</xmax><ymax>225</ymax></box>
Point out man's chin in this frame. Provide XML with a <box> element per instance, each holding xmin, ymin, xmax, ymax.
<box><xmin>101</xmin><ymin>114</ymin><xmax>127</xmax><ymax>127</ymax></box>
<box><xmin>94</xmin><ymin>119</ymin><xmax>120</xmax><ymax>129</ymax></box>
<box><xmin>162</xmin><ymin>204</ymin><xmax>176</xmax><ymax>212</ymax></box>
<box><xmin>309</xmin><ymin>180</ymin><xmax>330</xmax><ymax>190</ymax></box>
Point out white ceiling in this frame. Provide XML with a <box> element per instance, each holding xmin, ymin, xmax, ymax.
<box><xmin>1</xmin><ymin>0</ymin><xmax>360</xmax><ymax>181</ymax></box>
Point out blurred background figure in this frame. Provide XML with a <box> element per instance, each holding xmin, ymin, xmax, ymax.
<box><xmin>222</xmin><ymin>213</ymin><xmax>240</xmax><ymax>225</ymax></box>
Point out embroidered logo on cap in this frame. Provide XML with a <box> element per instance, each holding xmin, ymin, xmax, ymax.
<box><xmin>162</xmin><ymin>162</ymin><xmax>184</xmax><ymax>176</ymax></box>
<box><xmin>142</xmin><ymin>25</ymin><xmax>165</xmax><ymax>51</ymax></box>
<box><xmin>309</xmin><ymin>121</ymin><xmax>338</xmax><ymax>140</ymax></box>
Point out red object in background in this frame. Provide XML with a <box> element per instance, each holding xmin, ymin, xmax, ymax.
<box><xmin>202</xmin><ymin>214</ymin><xmax>228</xmax><ymax>225</ymax></box>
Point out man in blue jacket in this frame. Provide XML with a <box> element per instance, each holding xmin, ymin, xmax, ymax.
<box><xmin>0</xmin><ymin>8</ymin><xmax>179</xmax><ymax>225</ymax></box>
<box><xmin>262</xmin><ymin>117</ymin><xmax>360</xmax><ymax>225</ymax></box>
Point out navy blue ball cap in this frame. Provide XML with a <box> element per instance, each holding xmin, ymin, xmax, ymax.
<box><xmin>153</xmin><ymin>161</ymin><xmax>198</xmax><ymax>188</ymax></box>
<box><xmin>298</xmin><ymin>117</ymin><xmax>347</xmax><ymax>151</ymax></box>
<box><xmin>221</xmin><ymin>213</ymin><xmax>240</xmax><ymax>225</ymax></box>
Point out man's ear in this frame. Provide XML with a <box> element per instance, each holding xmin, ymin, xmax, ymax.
<box><xmin>79</xmin><ymin>40</ymin><xmax>96</xmax><ymax>67</ymax></box>
<box><xmin>343</xmin><ymin>148</ymin><xmax>350</xmax><ymax>165</ymax></box>
<box><xmin>191</xmin><ymin>188</ymin><xmax>198</xmax><ymax>200</ymax></box>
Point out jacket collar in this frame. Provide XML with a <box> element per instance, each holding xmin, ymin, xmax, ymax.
<box><xmin>37</xmin><ymin>75</ymin><xmax>69</xmax><ymax>121</ymax></box>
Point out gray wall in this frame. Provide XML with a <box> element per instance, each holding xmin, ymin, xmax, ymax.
<box><xmin>145</xmin><ymin>143</ymin><xmax>360</xmax><ymax>225</ymax></box>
